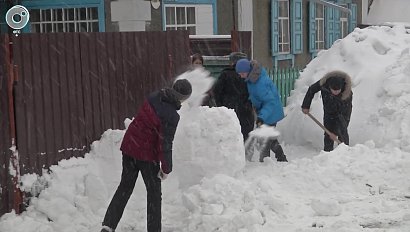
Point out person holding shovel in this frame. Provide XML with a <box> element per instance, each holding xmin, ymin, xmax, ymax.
<box><xmin>235</xmin><ymin>58</ymin><xmax>288</xmax><ymax>162</ymax></box>
<box><xmin>301</xmin><ymin>71</ymin><xmax>353</xmax><ymax>151</ymax></box>
<box><xmin>101</xmin><ymin>79</ymin><xmax>192</xmax><ymax>232</ymax></box>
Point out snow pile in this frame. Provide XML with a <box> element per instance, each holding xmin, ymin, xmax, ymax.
<box><xmin>279</xmin><ymin>25</ymin><xmax>410</xmax><ymax>151</ymax></box>
<box><xmin>174</xmin><ymin>106</ymin><xmax>245</xmax><ymax>189</ymax></box>
<box><xmin>181</xmin><ymin>143</ymin><xmax>410</xmax><ymax>231</ymax></box>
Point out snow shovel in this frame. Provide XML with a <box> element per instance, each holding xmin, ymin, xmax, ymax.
<box><xmin>244</xmin><ymin>125</ymin><xmax>281</xmax><ymax>161</ymax></box>
<box><xmin>306</xmin><ymin>112</ymin><xmax>341</xmax><ymax>144</ymax></box>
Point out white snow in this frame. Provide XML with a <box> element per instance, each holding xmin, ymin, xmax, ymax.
<box><xmin>1</xmin><ymin>25</ymin><xmax>410</xmax><ymax>232</ymax></box>
<box><xmin>363</xmin><ymin>0</ymin><xmax>410</xmax><ymax>26</ymax></box>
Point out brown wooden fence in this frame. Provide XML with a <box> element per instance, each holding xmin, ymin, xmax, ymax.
<box><xmin>0</xmin><ymin>34</ymin><xmax>13</xmax><ymax>217</ymax></box>
<box><xmin>0</xmin><ymin>31</ymin><xmax>191</xmax><ymax>216</ymax></box>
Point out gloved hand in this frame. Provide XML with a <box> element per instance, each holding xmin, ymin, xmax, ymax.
<box><xmin>157</xmin><ymin>169</ymin><xmax>168</xmax><ymax>181</ymax></box>
<box><xmin>302</xmin><ymin>108</ymin><xmax>310</xmax><ymax>114</ymax></box>
<box><xmin>256</xmin><ymin>118</ymin><xmax>264</xmax><ymax>127</ymax></box>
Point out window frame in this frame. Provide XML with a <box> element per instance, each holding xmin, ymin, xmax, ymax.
<box><xmin>20</xmin><ymin>0</ymin><xmax>105</xmax><ymax>33</ymax></box>
<box><xmin>165</xmin><ymin>5</ymin><xmax>197</xmax><ymax>35</ymax></box>
<box><xmin>29</xmin><ymin>7</ymin><xmax>99</xmax><ymax>33</ymax></box>
<box><xmin>315</xmin><ymin>4</ymin><xmax>325</xmax><ymax>50</ymax></box>
<box><xmin>278</xmin><ymin>0</ymin><xmax>290</xmax><ymax>54</ymax></box>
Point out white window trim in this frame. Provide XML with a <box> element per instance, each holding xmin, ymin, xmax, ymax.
<box><xmin>30</xmin><ymin>8</ymin><xmax>99</xmax><ymax>33</ymax></box>
<box><xmin>340</xmin><ymin>17</ymin><xmax>348</xmax><ymax>38</ymax></box>
<box><xmin>165</xmin><ymin>4</ymin><xmax>197</xmax><ymax>34</ymax></box>
<box><xmin>278</xmin><ymin>0</ymin><xmax>290</xmax><ymax>54</ymax></box>
<box><xmin>315</xmin><ymin>4</ymin><xmax>325</xmax><ymax>50</ymax></box>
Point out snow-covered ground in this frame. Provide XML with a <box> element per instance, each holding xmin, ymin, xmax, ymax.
<box><xmin>1</xmin><ymin>25</ymin><xmax>410</xmax><ymax>232</ymax></box>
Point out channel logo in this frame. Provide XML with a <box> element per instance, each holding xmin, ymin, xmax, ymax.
<box><xmin>5</xmin><ymin>5</ymin><xmax>30</xmax><ymax>30</ymax></box>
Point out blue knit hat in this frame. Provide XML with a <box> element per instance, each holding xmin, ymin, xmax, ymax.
<box><xmin>235</xmin><ymin>59</ymin><xmax>251</xmax><ymax>73</ymax></box>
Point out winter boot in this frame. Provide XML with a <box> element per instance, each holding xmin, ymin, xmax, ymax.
<box><xmin>271</xmin><ymin>140</ymin><xmax>288</xmax><ymax>162</ymax></box>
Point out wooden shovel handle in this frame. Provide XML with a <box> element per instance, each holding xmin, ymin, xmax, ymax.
<box><xmin>306</xmin><ymin>112</ymin><xmax>342</xmax><ymax>144</ymax></box>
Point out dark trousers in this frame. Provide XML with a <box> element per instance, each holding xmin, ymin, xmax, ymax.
<box><xmin>245</xmin><ymin>136</ymin><xmax>287</xmax><ymax>162</ymax></box>
<box><xmin>236</xmin><ymin>108</ymin><xmax>255</xmax><ymax>142</ymax></box>
<box><xmin>102</xmin><ymin>154</ymin><xmax>161</xmax><ymax>232</ymax></box>
<box><xmin>259</xmin><ymin>139</ymin><xmax>287</xmax><ymax>162</ymax></box>
<box><xmin>323</xmin><ymin>115</ymin><xmax>350</xmax><ymax>151</ymax></box>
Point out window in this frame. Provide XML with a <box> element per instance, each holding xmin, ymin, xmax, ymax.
<box><xmin>315</xmin><ymin>4</ymin><xmax>325</xmax><ymax>50</ymax></box>
<box><xmin>165</xmin><ymin>6</ymin><xmax>196</xmax><ymax>35</ymax></box>
<box><xmin>29</xmin><ymin>7</ymin><xmax>99</xmax><ymax>33</ymax></box>
<box><xmin>272</xmin><ymin>0</ymin><xmax>302</xmax><ymax>66</ymax></box>
<box><xmin>340</xmin><ymin>6</ymin><xmax>348</xmax><ymax>38</ymax></box>
<box><xmin>278</xmin><ymin>0</ymin><xmax>290</xmax><ymax>54</ymax></box>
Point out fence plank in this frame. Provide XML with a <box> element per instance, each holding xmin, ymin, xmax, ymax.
<box><xmin>0</xmin><ymin>34</ymin><xmax>11</xmax><ymax>216</ymax></box>
<box><xmin>30</xmin><ymin>34</ymin><xmax>46</xmax><ymax>173</ymax></box>
<box><xmin>38</xmin><ymin>34</ymin><xmax>55</xmax><ymax>168</ymax></box>
<box><xmin>48</xmin><ymin>33</ymin><xmax>65</xmax><ymax>163</ymax></box>
<box><xmin>65</xmin><ymin>33</ymin><xmax>82</xmax><ymax>159</ymax></box>
<box><xmin>113</xmin><ymin>33</ymin><xmax>126</xmax><ymax>129</ymax></box>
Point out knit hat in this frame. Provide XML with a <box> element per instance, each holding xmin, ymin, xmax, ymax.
<box><xmin>229</xmin><ymin>52</ymin><xmax>247</xmax><ymax>64</ymax></box>
<box><xmin>328</xmin><ymin>76</ymin><xmax>344</xmax><ymax>90</ymax></box>
<box><xmin>235</xmin><ymin>59</ymin><xmax>251</xmax><ymax>73</ymax></box>
<box><xmin>172</xmin><ymin>79</ymin><xmax>192</xmax><ymax>101</ymax></box>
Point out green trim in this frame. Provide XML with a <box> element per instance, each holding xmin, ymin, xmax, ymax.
<box><xmin>267</xmin><ymin>67</ymin><xmax>300</xmax><ymax>106</ymax></box>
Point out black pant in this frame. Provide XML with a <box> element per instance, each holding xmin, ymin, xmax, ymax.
<box><xmin>102</xmin><ymin>154</ymin><xmax>161</xmax><ymax>232</ymax></box>
<box><xmin>245</xmin><ymin>136</ymin><xmax>287</xmax><ymax>162</ymax></box>
<box><xmin>323</xmin><ymin>115</ymin><xmax>350</xmax><ymax>151</ymax></box>
<box><xmin>259</xmin><ymin>139</ymin><xmax>287</xmax><ymax>162</ymax></box>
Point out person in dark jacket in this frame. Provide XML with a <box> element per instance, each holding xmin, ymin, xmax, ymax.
<box><xmin>213</xmin><ymin>52</ymin><xmax>254</xmax><ymax>141</ymax></box>
<box><xmin>101</xmin><ymin>79</ymin><xmax>192</xmax><ymax>232</ymax></box>
<box><xmin>235</xmin><ymin>59</ymin><xmax>288</xmax><ymax>162</ymax></box>
<box><xmin>301</xmin><ymin>71</ymin><xmax>353</xmax><ymax>151</ymax></box>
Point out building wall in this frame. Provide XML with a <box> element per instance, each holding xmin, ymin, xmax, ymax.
<box><xmin>216</xmin><ymin>0</ymin><xmax>235</xmax><ymax>34</ymax></box>
<box><xmin>238</xmin><ymin>0</ymin><xmax>253</xmax><ymax>32</ymax></box>
<box><xmin>354</xmin><ymin>0</ymin><xmax>362</xmax><ymax>26</ymax></box>
<box><xmin>110</xmin><ymin>0</ymin><xmax>151</xmax><ymax>31</ymax></box>
<box><xmin>149</xmin><ymin>2</ymin><xmax>163</xmax><ymax>31</ymax></box>
<box><xmin>293</xmin><ymin>0</ymin><xmax>362</xmax><ymax>69</ymax></box>
<box><xmin>293</xmin><ymin>0</ymin><xmax>312</xmax><ymax>69</ymax></box>
<box><xmin>252</xmin><ymin>0</ymin><xmax>273</xmax><ymax>68</ymax></box>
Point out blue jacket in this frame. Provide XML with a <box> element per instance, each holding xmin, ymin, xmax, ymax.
<box><xmin>246</xmin><ymin>62</ymin><xmax>284</xmax><ymax>125</ymax></box>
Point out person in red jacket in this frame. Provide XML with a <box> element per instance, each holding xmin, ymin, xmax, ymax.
<box><xmin>101</xmin><ymin>79</ymin><xmax>192</xmax><ymax>232</ymax></box>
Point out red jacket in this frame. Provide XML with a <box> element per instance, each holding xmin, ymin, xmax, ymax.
<box><xmin>120</xmin><ymin>89</ymin><xmax>181</xmax><ymax>174</ymax></box>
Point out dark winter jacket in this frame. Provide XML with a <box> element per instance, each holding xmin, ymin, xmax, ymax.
<box><xmin>213</xmin><ymin>66</ymin><xmax>252</xmax><ymax>113</ymax></box>
<box><xmin>302</xmin><ymin>71</ymin><xmax>353</xmax><ymax>121</ymax></box>
<box><xmin>120</xmin><ymin>89</ymin><xmax>181</xmax><ymax>174</ymax></box>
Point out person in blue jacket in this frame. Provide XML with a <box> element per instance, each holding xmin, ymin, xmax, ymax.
<box><xmin>235</xmin><ymin>58</ymin><xmax>288</xmax><ymax>162</ymax></box>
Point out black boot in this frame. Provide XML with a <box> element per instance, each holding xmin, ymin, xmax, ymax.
<box><xmin>271</xmin><ymin>140</ymin><xmax>288</xmax><ymax>162</ymax></box>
